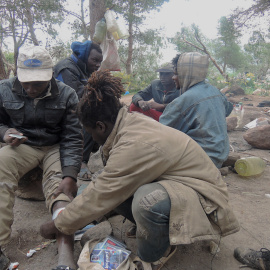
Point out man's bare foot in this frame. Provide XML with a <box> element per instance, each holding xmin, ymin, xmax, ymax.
<box><xmin>78</xmin><ymin>162</ymin><xmax>92</xmax><ymax>181</ymax></box>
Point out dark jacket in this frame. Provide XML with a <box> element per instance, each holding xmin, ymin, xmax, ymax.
<box><xmin>54</xmin><ymin>40</ymin><xmax>93</xmax><ymax>99</ymax></box>
<box><xmin>54</xmin><ymin>54</ymin><xmax>89</xmax><ymax>99</ymax></box>
<box><xmin>132</xmin><ymin>79</ymin><xmax>179</xmax><ymax>106</ymax></box>
<box><xmin>0</xmin><ymin>77</ymin><xmax>83</xmax><ymax>179</ymax></box>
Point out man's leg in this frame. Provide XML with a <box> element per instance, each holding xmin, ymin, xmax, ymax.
<box><xmin>42</xmin><ymin>145</ymin><xmax>75</xmax><ymax>269</ymax></box>
<box><xmin>132</xmin><ymin>183</ymin><xmax>171</xmax><ymax>263</ymax></box>
<box><xmin>79</xmin><ymin>128</ymin><xmax>95</xmax><ymax>180</ymax></box>
<box><xmin>129</xmin><ymin>103</ymin><xmax>162</xmax><ymax>121</ymax></box>
<box><xmin>0</xmin><ymin>144</ymin><xmax>42</xmax><ymax>270</ymax></box>
<box><xmin>0</xmin><ymin>145</ymin><xmax>41</xmax><ymax>246</ymax></box>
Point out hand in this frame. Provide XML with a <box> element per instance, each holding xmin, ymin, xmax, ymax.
<box><xmin>138</xmin><ymin>100</ymin><xmax>150</xmax><ymax>111</ymax></box>
<box><xmin>53</xmin><ymin>177</ymin><xmax>78</xmax><ymax>201</ymax></box>
<box><xmin>40</xmin><ymin>220</ymin><xmax>59</xmax><ymax>239</ymax></box>
<box><xmin>4</xmin><ymin>128</ymin><xmax>28</xmax><ymax>147</ymax></box>
<box><xmin>148</xmin><ymin>101</ymin><xmax>165</xmax><ymax>112</ymax></box>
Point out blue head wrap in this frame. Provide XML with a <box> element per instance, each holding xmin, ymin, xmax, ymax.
<box><xmin>71</xmin><ymin>40</ymin><xmax>92</xmax><ymax>64</ymax></box>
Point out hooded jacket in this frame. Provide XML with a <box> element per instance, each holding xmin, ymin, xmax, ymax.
<box><xmin>160</xmin><ymin>52</ymin><xmax>233</xmax><ymax>168</ymax></box>
<box><xmin>54</xmin><ymin>41</ymin><xmax>92</xmax><ymax>99</ymax></box>
<box><xmin>54</xmin><ymin>107</ymin><xmax>239</xmax><ymax>244</ymax></box>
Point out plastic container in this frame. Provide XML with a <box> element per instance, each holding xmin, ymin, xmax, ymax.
<box><xmin>93</xmin><ymin>18</ymin><xmax>107</xmax><ymax>44</ymax></box>
<box><xmin>229</xmin><ymin>103</ymin><xmax>244</xmax><ymax>128</ymax></box>
<box><xmin>234</xmin><ymin>157</ymin><xmax>266</xmax><ymax>176</ymax></box>
<box><xmin>104</xmin><ymin>10</ymin><xmax>118</xmax><ymax>33</ymax></box>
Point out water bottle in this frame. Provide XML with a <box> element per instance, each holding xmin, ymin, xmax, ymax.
<box><xmin>93</xmin><ymin>18</ymin><xmax>107</xmax><ymax>44</ymax></box>
<box><xmin>234</xmin><ymin>157</ymin><xmax>266</xmax><ymax>176</ymax></box>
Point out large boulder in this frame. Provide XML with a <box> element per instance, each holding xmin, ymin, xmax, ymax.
<box><xmin>221</xmin><ymin>85</ymin><xmax>245</xmax><ymax>96</ymax></box>
<box><xmin>243</xmin><ymin>125</ymin><xmax>270</xmax><ymax>149</ymax></box>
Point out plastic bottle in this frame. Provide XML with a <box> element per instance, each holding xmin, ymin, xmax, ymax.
<box><xmin>93</xmin><ymin>18</ymin><xmax>107</xmax><ymax>44</ymax></box>
<box><xmin>234</xmin><ymin>157</ymin><xmax>266</xmax><ymax>176</ymax></box>
<box><xmin>229</xmin><ymin>103</ymin><xmax>244</xmax><ymax>128</ymax></box>
<box><xmin>104</xmin><ymin>10</ymin><xmax>118</xmax><ymax>33</ymax></box>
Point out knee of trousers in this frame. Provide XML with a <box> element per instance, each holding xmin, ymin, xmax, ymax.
<box><xmin>131</xmin><ymin>184</ymin><xmax>170</xmax><ymax>223</ymax></box>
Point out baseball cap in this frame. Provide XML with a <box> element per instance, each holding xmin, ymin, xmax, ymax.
<box><xmin>156</xmin><ymin>63</ymin><xmax>174</xmax><ymax>73</ymax></box>
<box><xmin>17</xmin><ymin>46</ymin><xmax>53</xmax><ymax>82</ymax></box>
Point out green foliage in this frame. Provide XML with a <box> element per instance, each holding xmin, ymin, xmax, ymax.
<box><xmin>170</xmin><ymin>24</ymin><xmax>211</xmax><ymax>54</ymax></box>
<box><xmin>244</xmin><ymin>30</ymin><xmax>270</xmax><ymax>79</ymax></box>
<box><xmin>212</xmin><ymin>16</ymin><xmax>245</xmax><ymax>73</ymax></box>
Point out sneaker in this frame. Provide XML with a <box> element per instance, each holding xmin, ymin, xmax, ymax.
<box><xmin>0</xmin><ymin>251</ymin><xmax>10</xmax><ymax>270</ymax></box>
<box><xmin>234</xmin><ymin>247</ymin><xmax>270</xmax><ymax>270</ymax></box>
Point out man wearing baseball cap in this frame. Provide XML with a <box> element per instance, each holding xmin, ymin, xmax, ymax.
<box><xmin>129</xmin><ymin>63</ymin><xmax>179</xmax><ymax>121</ymax></box>
<box><xmin>0</xmin><ymin>46</ymin><xmax>82</xmax><ymax>270</ymax></box>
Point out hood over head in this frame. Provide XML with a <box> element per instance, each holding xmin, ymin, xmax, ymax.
<box><xmin>71</xmin><ymin>40</ymin><xmax>92</xmax><ymax>64</ymax></box>
<box><xmin>177</xmin><ymin>52</ymin><xmax>209</xmax><ymax>94</ymax></box>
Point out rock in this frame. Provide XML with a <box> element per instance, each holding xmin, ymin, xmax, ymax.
<box><xmin>257</xmin><ymin>100</ymin><xmax>270</xmax><ymax>107</ymax></box>
<box><xmin>243</xmin><ymin>125</ymin><xmax>270</xmax><ymax>149</ymax></box>
<box><xmin>219</xmin><ymin>167</ymin><xmax>229</xmax><ymax>176</ymax></box>
<box><xmin>221</xmin><ymin>85</ymin><xmax>245</xmax><ymax>96</ymax></box>
<box><xmin>253</xmin><ymin>89</ymin><xmax>269</xmax><ymax>96</ymax></box>
<box><xmin>16</xmin><ymin>166</ymin><xmax>45</xmax><ymax>201</ymax></box>
<box><xmin>222</xmin><ymin>153</ymin><xmax>241</xmax><ymax>167</ymax></box>
<box><xmin>227</xmin><ymin>116</ymin><xmax>238</xmax><ymax>131</ymax></box>
<box><xmin>80</xmin><ymin>220</ymin><xmax>113</xmax><ymax>247</ymax></box>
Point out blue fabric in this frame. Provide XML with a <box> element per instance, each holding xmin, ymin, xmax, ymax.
<box><xmin>160</xmin><ymin>81</ymin><xmax>233</xmax><ymax>168</ymax></box>
<box><xmin>55</xmin><ymin>72</ymin><xmax>63</xmax><ymax>82</ymax></box>
<box><xmin>71</xmin><ymin>40</ymin><xmax>92</xmax><ymax>64</ymax></box>
<box><xmin>132</xmin><ymin>79</ymin><xmax>179</xmax><ymax>106</ymax></box>
<box><xmin>114</xmin><ymin>182</ymin><xmax>171</xmax><ymax>262</ymax></box>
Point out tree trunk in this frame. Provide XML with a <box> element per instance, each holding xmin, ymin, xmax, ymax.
<box><xmin>0</xmin><ymin>48</ymin><xmax>8</xmax><ymax>80</ymax></box>
<box><xmin>126</xmin><ymin>20</ymin><xmax>133</xmax><ymax>74</ymax></box>
<box><xmin>89</xmin><ymin>0</ymin><xmax>106</xmax><ymax>39</ymax></box>
<box><xmin>26</xmin><ymin>7</ymin><xmax>39</xmax><ymax>45</ymax></box>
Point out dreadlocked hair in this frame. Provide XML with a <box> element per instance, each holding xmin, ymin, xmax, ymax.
<box><xmin>77</xmin><ymin>69</ymin><xmax>125</xmax><ymax>128</ymax></box>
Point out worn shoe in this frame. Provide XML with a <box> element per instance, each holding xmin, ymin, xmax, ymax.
<box><xmin>234</xmin><ymin>247</ymin><xmax>270</xmax><ymax>270</ymax></box>
<box><xmin>126</xmin><ymin>224</ymin><xmax>136</xmax><ymax>238</ymax></box>
<box><xmin>0</xmin><ymin>252</ymin><xmax>10</xmax><ymax>270</ymax></box>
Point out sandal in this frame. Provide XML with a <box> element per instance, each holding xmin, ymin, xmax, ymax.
<box><xmin>78</xmin><ymin>166</ymin><xmax>92</xmax><ymax>181</ymax></box>
<box><xmin>52</xmin><ymin>265</ymin><xmax>75</xmax><ymax>270</ymax></box>
<box><xmin>126</xmin><ymin>224</ymin><xmax>136</xmax><ymax>238</ymax></box>
<box><xmin>151</xmin><ymin>246</ymin><xmax>177</xmax><ymax>270</ymax></box>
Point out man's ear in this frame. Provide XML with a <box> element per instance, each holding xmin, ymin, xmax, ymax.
<box><xmin>96</xmin><ymin>121</ymin><xmax>106</xmax><ymax>133</ymax></box>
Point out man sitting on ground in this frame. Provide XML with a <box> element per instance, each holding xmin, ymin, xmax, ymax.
<box><xmin>130</xmin><ymin>63</ymin><xmax>179</xmax><ymax>121</ymax></box>
<box><xmin>0</xmin><ymin>46</ymin><xmax>83</xmax><ymax>270</ymax></box>
<box><xmin>160</xmin><ymin>52</ymin><xmax>233</xmax><ymax>168</ymax></box>
<box><xmin>54</xmin><ymin>41</ymin><xmax>103</xmax><ymax>181</ymax></box>
<box><xmin>40</xmin><ymin>70</ymin><xmax>239</xmax><ymax>270</ymax></box>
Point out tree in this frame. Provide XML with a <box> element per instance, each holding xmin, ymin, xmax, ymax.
<box><xmin>107</xmin><ymin>0</ymin><xmax>169</xmax><ymax>75</ymax></box>
<box><xmin>244</xmin><ymin>30</ymin><xmax>270</xmax><ymax>79</ymax></box>
<box><xmin>230</xmin><ymin>0</ymin><xmax>270</xmax><ymax>29</ymax></box>
<box><xmin>170</xmin><ymin>24</ymin><xmax>229</xmax><ymax>80</ymax></box>
<box><xmin>89</xmin><ymin>0</ymin><xmax>106</xmax><ymax>39</ymax></box>
<box><xmin>213</xmin><ymin>17</ymin><xmax>244</xmax><ymax>73</ymax></box>
<box><xmin>0</xmin><ymin>0</ymin><xmax>66</xmax><ymax>75</ymax></box>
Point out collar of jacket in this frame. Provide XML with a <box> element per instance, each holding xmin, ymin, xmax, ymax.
<box><xmin>102</xmin><ymin>106</ymin><xmax>127</xmax><ymax>161</ymax></box>
<box><xmin>12</xmin><ymin>77</ymin><xmax>60</xmax><ymax>98</ymax></box>
<box><xmin>71</xmin><ymin>53</ymin><xmax>89</xmax><ymax>76</ymax></box>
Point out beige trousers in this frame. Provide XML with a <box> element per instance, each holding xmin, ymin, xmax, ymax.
<box><xmin>0</xmin><ymin>144</ymin><xmax>70</xmax><ymax>245</ymax></box>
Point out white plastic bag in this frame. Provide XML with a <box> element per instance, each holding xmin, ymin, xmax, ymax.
<box><xmin>100</xmin><ymin>32</ymin><xmax>121</xmax><ymax>71</ymax></box>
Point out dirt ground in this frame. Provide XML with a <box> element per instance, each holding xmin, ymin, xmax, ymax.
<box><xmin>3</xmin><ymin>93</ymin><xmax>270</xmax><ymax>270</ymax></box>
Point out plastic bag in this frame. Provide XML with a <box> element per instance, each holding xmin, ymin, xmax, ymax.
<box><xmin>100</xmin><ymin>32</ymin><xmax>121</xmax><ymax>71</ymax></box>
<box><xmin>78</xmin><ymin>238</ymin><xmax>152</xmax><ymax>270</ymax></box>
